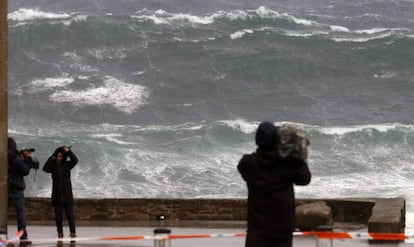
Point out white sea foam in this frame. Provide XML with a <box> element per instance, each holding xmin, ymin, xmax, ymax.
<box><xmin>230</xmin><ymin>29</ymin><xmax>253</xmax><ymax>39</ymax></box>
<box><xmin>8</xmin><ymin>8</ymin><xmax>71</xmax><ymax>22</ymax></box>
<box><xmin>332</xmin><ymin>32</ymin><xmax>394</xmax><ymax>42</ymax></box>
<box><xmin>282</xmin><ymin>13</ymin><xmax>317</xmax><ymax>26</ymax></box>
<box><xmin>31</xmin><ymin>77</ymin><xmax>75</xmax><ymax>89</ymax></box>
<box><xmin>78</xmin><ymin>75</ymin><xmax>90</xmax><ymax>80</ymax></box>
<box><xmin>131</xmin><ymin>6</ymin><xmax>318</xmax><ymax>27</ymax></box>
<box><xmin>91</xmin><ymin>133</ymin><xmax>136</xmax><ymax>145</ymax></box>
<box><xmin>49</xmin><ymin>76</ymin><xmax>149</xmax><ymax>113</ymax></box>
<box><xmin>222</xmin><ymin>119</ymin><xmax>258</xmax><ymax>134</ymax></box>
<box><xmin>344</xmin><ymin>13</ymin><xmax>382</xmax><ymax>20</ymax></box>
<box><xmin>355</xmin><ymin>27</ymin><xmax>409</xmax><ymax>34</ymax></box>
<box><xmin>330</xmin><ymin>25</ymin><xmax>350</xmax><ymax>32</ymax></box>
<box><xmin>87</xmin><ymin>46</ymin><xmax>131</xmax><ymax>59</ymax></box>
<box><xmin>132</xmin><ymin>71</ymin><xmax>147</xmax><ymax>75</ymax></box>
<box><xmin>374</xmin><ymin>71</ymin><xmax>397</xmax><ymax>79</ymax></box>
<box><xmin>318</xmin><ymin>123</ymin><xmax>407</xmax><ymax>135</ymax></box>
<box><xmin>355</xmin><ymin>27</ymin><xmax>389</xmax><ymax>34</ymax></box>
<box><xmin>131</xmin><ymin>11</ymin><xmax>216</xmax><ymax>25</ymax></box>
<box><xmin>284</xmin><ymin>30</ymin><xmax>328</xmax><ymax>37</ymax></box>
<box><xmin>254</xmin><ymin>6</ymin><xmax>318</xmax><ymax>26</ymax></box>
<box><xmin>62</xmin><ymin>14</ymin><xmax>88</xmax><ymax>26</ymax></box>
<box><xmin>254</xmin><ymin>6</ymin><xmax>281</xmax><ymax>19</ymax></box>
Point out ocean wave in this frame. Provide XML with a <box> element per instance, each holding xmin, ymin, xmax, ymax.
<box><xmin>230</xmin><ymin>29</ymin><xmax>254</xmax><ymax>39</ymax></box>
<box><xmin>8</xmin><ymin>8</ymin><xmax>71</xmax><ymax>22</ymax></box>
<box><xmin>316</xmin><ymin>123</ymin><xmax>413</xmax><ymax>135</ymax></box>
<box><xmin>355</xmin><ymin>27</ymin><xmax>410</xmax><ymax>34</ymax></box>
<box><xmin>31</xmin><ymin>77</ymin><xmax>75</xmax><ymax>89</ymax></box>
<box><xmin>14</xmin><ymin>76</ymin><xmax>76</xmax><ymax>95</ymax></box>
<box><xmin>8</xmin><ymin>8</ymin><xmax>89</xmax><ymax>27</ymax></box>
<box><xmin>9</xmin><ymin>6</ymin><xmax>413</xmax><ymax>46</ymax></box>
<box><xmin>49</xmin><ymin>76</ymin><xmax>149</xmax><ymax>113</ymax></box>
<box><xmin>13</xmin><ymin>117</ymin><xmax>414</xmax><ymax>204</ymax></box>
<box><xmin>220</xmin><ymin>120</ymin><xmax>414</xmax><ymax>139</ymax></box>
<box><xmin>283</xmin><ymin>30</ymin><xmax>329</xmax><ymax>38</ymax></box>
<box><xmin>332</xmin><ymin>31</ymin><xmax>400</xmax><ymax>43</ymax></box>
<box><xmin>91</xmin><ymin>133</ymin><xmax>137</xmax><ymax>145</ymax></box>
<box><xmin>130</xmin><ymin>6</ymin><xmax>318</xmax><ymax>27</ymax></box>
<box><xmin>330</xmin><ymin>25</ymin><xmax>350</xmax><ymax>32</ymax></box>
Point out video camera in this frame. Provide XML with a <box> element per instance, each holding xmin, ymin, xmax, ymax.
<box><xmin>20</xmin><ymin>148</ymin><xmax>35</xmax><ymax>154</ymax></box>
<box><xmin>20</xmin><ymin>148</ymin><xmax>39</xmax><ymax>170</ymax></box>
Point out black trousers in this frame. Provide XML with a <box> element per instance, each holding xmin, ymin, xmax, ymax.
<box><xmin>246</xmin><ymin>234</ymin><xmax>292</xmax><ymax>247</ymax></box>
<box><xmin>54</xmin><ymin>203</ymin><xmax>76</xmax><ymax>234</ymax></box>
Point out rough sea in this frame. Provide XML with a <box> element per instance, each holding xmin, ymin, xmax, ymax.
<box><xmin>6</xmin><ymin>0</ymin><xmax>414</xmax><ymax>221</ymax></box>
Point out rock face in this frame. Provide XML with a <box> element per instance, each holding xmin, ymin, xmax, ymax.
<box><xmin>295</xmin><ymin>201</ymin><xmax>333</xmax><ymax>231</ymax></box>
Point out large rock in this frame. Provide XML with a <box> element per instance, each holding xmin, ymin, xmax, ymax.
<box><xmin>368</xmin><ymin>198</ymin><xmax>405</xmax><ymax>243</ymax></box>
<box><xmin>296</xmin><ymin>201</ymin><xmax>333</xmax><ymax>231</ymax></box>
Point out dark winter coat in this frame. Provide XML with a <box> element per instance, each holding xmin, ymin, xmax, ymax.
<box><xmin>43</xmin><ymin>149</ymin><xmax>78</xmax><ymax>205</ymax></box>
<box><xmin>8</xmin><ymin>149</ymin><xmax>30</xmax><ymax>190</ymax></box>
<box><xmin>237</xmin><ymin>149</ymin><xmax>311</xmax><ymax>238</ymax></box>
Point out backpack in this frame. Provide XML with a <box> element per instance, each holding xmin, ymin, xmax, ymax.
<box><xmin>276</xmin><ymin>124</ymin><xmax>309</xmax><ymax>160</ymax></box>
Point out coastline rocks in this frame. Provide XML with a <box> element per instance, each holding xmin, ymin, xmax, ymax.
<box><xmin>295</xmin><ymin>201</ymin><xmax>333</xmax><ymax>231</ymax></box>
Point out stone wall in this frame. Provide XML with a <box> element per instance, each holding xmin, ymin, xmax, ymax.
<box><xmin>8</xmin><ymin>197</ymin><xmax>404</xmax><ymax>231</ymax></box>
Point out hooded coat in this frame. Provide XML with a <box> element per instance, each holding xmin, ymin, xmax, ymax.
<box><xmin>238</xmin><ymin>148</ymin><xmax>311</xmax><ymax>238</ymax></box>
<box><xmin>8</xmin><ymin>137</ymin><xmax>30</xmax><ymax>190</ymax></box>
<box><xmin>43</xmin><ymin>147</ymin><xmax>78</xmax><ymax>205</ymax></box>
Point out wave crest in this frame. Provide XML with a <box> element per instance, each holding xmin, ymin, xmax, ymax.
<box><xmin>49</xmin><ymin>76</ymin><xmax>148</xmax><ymax>113</ymax></box>
<box><xmin>8</xmin><ymin>8</ymin><xmax>71</xmax><ymax>22</ymax></box>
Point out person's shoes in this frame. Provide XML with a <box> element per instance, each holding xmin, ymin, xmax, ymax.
<box><xmin>58</xmin><ymin>232</ymin><xmax>64</xmax><ymax>238</ymax></box>
<box><xmin>19</xmin><ymin>233</ymin><xmax>31</xmax><ymax>247</ymax></box>
<box><xmin>20</xmin><ymin>232</ymin><xmax>28</xmax><ymax>240</ymax></box>
<box><xmin>19</xmin><ymin>241</ymin><xmax>32</xmax><ymax>247</ymax></box>
<box><xmin>69</xmin><ymin>233</ymin><xmax>76</xmax><ymax>243</ymax></box>
<box><xmin>19</xmin><ymin>233</ymin><xmax>31</xmax><ymax>245</ymax></box>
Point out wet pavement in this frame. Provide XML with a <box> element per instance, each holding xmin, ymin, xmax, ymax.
<box><xmin>5</xmin><ymin>224</ymin><xmax>414</xmax><ymax>247</ymax></box>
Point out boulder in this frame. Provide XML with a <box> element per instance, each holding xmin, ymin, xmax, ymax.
<box><xmin>296</xmin><ymin>201</ymin><xmax>333</xmax><ymax>231</ymax></box>
<box><xmin>368</xmin><ymin>198</ymin><xmax>405</xmax><ymax>243</ymax></box>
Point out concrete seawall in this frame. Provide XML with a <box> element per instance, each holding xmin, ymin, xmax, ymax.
<box><xmin>8</xmin><ymin>197</ymin><xmax>405</xmax><ymax>232</ymax></box>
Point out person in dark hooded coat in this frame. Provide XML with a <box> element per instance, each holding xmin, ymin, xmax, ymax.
<box><xmin>43</xmin><ymin>146</ymin><xmax>78</xmax><ymax>238</ymax></box>
<box><xmin>237</xmin><ymin>122</ymin><xmax>311</xmax><ymax>247</ymax></box>
<box><xmin>8</xmin><ymin>137</ymin><xmax>30</xmax><ymax>240</ymax></box>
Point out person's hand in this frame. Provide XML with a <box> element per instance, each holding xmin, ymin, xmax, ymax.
<box><xmin>63</xmin><ymin>146</ymin><xmax>70</xmax><ymax>153</ymax></box>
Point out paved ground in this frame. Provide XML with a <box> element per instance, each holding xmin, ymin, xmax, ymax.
<box><xmin>4</xmin><ymin>224</ymin><xmax>414</xmax><ymax>247</ymax></box>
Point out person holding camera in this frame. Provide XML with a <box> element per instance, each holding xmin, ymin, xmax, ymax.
<box><xmin>237</xmin><ymin>122</ymin><xmax>311</xmax><ymax>247</ymax></box>
<box><xmin>43</xmin><ymin>146</ymin><xmax>78</xmax><ymax>239</ymax></box>
<box><xmin>20</xmin><ymin>148</ymin><xmax>40</xmax><ymax>178</ymax></box>
<box><xmin>7</xmin><ymin>137</ymin><xmax>35</xmax><ymax>240</ymax></box>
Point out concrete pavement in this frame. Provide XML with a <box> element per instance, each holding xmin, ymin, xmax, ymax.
<box><xmin>5</xmin><ymin>224</ymin><xmax>414</xmax><ymax>247</ymax></box>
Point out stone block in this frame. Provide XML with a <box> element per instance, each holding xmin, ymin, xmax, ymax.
<box><xmin>368</xmin><ymin>198</ymin><xmax>405</xmax><ymax>233</ymax></box>
<box><xmin>368</xmin><ymin>198</ymin><xmax>405</xmax><ymax>244</ymax></box>
<box><xmin>326</xmin><ymin>198</ymin><xmax>375</xmax><ymax>223</ymax></box>
<box><xmin>295</xmin><ymin>201</ymin><xmax>333</xmax><ymax>231</ymax></box>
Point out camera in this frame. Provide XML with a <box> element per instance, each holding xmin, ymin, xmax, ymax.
<box><xmin>20</xmin><ymin>148</ymin><xmax>35</xmax><ymax>154</ymax></box>
<box><xmin>20</xmin><ymin>148</ymin><xmax>39</xmax><ymax>169</ymax></box>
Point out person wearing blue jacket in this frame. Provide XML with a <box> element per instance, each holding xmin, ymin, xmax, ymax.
<box><xmin>8</xmin><ymin>137</ymin><xmax>30</xmax><ymax>240</ymax></box>
<box><xmin>43</xmin><ymin>146</ymin><xmax>78</xmax><ymax>239</ymax></box>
